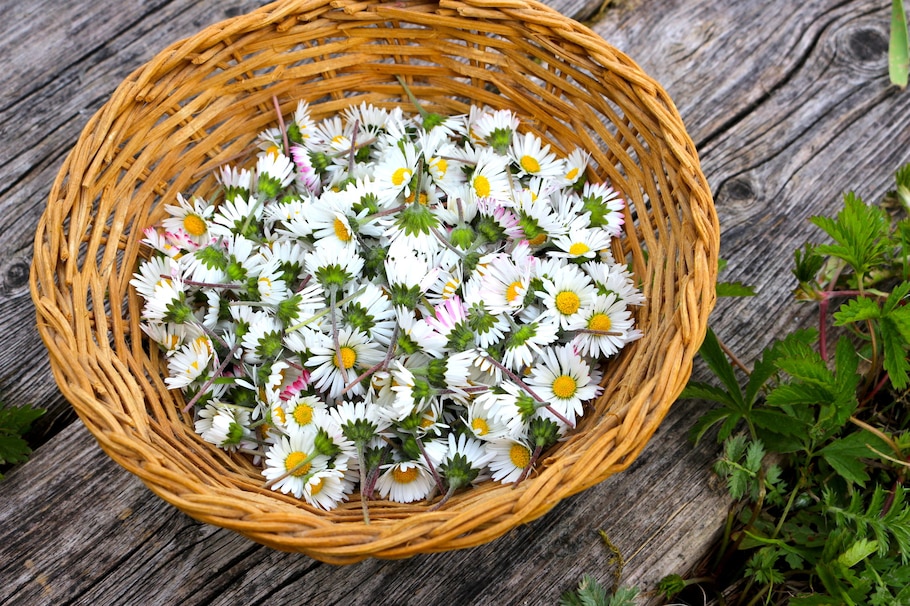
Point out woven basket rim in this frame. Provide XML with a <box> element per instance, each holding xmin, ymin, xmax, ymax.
<box><xmin>30</xmin><ymin>0</ymin><xmax>718</xmax><ymax>563</ymax></box>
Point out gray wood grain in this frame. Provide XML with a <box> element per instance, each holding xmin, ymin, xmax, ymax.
<box><xmin>2</xmin><ymin>0</ymin><xmax>909</xmax><ymax>603</ymax></box>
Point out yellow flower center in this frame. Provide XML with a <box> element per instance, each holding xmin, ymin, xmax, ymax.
<box><xmin>509</xmin><ymin>443</ymin><xmax>531</xmax><ymax>468</ymax></box>
<box><xmin>266</xmin><ymin>144</ymin><xmax>280</xmax><ymax>158</ymax></box>
<box><xmin>392</xmin><ymin>465</ymin><xmax>420</xmax><ymax>484</ymax></box>
<box><xmin>552</xmin><ymin>375</ymin><xmax>577</xmax><ymax>399</ymax></box>
<box><xmin>333</xmin><ymin>217</ymin><xmax>352</xmax><ymax>242</ymax></box>
<box><xmin>432</xmin><ymin>157</ymin><xmax>448</xmax><ymax>178</ymax></box>
<box><xmin>332</xmin><ymin>135</ymin><xmax>346</xmax><ymax>146</ymax></box>
<box><xmin>473</xmin><ymin>174</ymin><xmax>491</xmax><ymax>198</ymax></box>
<box><xmin>472</xmin><ymin>417</ymin><xmax>490</xmax><ymax>436</ymax></box>
<box><xmin>309</xmin><ymin>476</ymin><xmax>325</xmax><ymax>495</ymax></box>
<box><xmin>520</xmin><ymin>155</ymin><xmax>541</xmax><ymax>173</ymax></box>
<box><xmin>273</xmin><ymin>406</ymin><xmax>287</xmax><ymax>425</ymax></box>
<box><xmin>527</xmin><ymin>233</ymin><xmax>548</xmax><ymax>246</ymax></box>
<box><xmin>182</xmin><ymin>213</ymin><xmax>207</xmax><ymax>237</ymax></box>
<box><xmin>392</xmin><ymin>167</ymin><xmax>413</xmax><ymax>187</ymax></box>
<box><xmin>285</xmin><ymin>451</ymin><xmax>311</xmax><ymax>477</ymax></box>
<box><xmin>293</xmin><ymin>402</ymin><xmax>314</xmax><ymax>426</ymax></box>
<box><xmin>568</xmin><ymin>242</ymin><xmax>590</xmax><ymax>256</ymax></box>
<box><xmin>588</xmin><ymin>313</ymin><xmax>612</xmax><ymax>332</ymax></box>
<box><xmin>333</xmin><ymin>346</ymin><xmax>357</xmax><ymax>370</ymax></box>
<box><xmin>505</xmin><ymin>280</ymin><xmax>524</xmax><ymax>303</ymax></box>
<box><xmin>565</xmin><ymin>167</ymin><xmax>579</xmax><ymax>180</ymax></box>
<box><xmin>555</xmin><ymin>291</ymin><xmax>581</xmax><ymax>315</ymax></box>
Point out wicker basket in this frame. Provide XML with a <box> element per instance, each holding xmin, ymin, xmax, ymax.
<box><xmin>31</xmin><ymin>0</ymin><xmax>718</xmax><ymax>563</ymax></box>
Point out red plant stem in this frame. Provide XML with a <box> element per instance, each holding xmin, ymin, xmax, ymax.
<box><xmin>272</xmin><ymin>95</ymin><xmax>289</xmax><ymax>154</ymax></box>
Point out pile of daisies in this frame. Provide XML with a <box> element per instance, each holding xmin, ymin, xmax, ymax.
<box><xmin>131</xmin><ymin>98</ymin><xmax>643</xmax><ymax>516</ymax></box>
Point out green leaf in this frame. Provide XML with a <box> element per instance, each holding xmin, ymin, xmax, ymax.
<box><xmin>811</xmin><ymin>192</ymin><xmax>891</xmax><ymax>279</ymax></box>
<box><xmin>837</xmin><ymin>538</ymin><xmax>879</xmax><ymax>568</ymax></box>
<box><xmin>818</xmin><ymin>432</ymin><xmax>888</xmax><ymax>486</ymax></box>
<box><xmin>833</xmin><ymin>296</ymin><xmax>881</xmax><ymax>325</ymax></box>
<box><xmin>697</xmin><ymin>327</ymin><xmax>744</xmax><ymax>408</ymax></box>
<box><xmin>881</xmin><ymin>316</ymin><xmax>910</xmax><ymax>389</ymax></box>
<box><xmin>716</xmin><ymin>281</ymin><xmax>757</xmax><ymax>298</ymax></box>
<box><xmin>891</xmin><ymin>0</ymin><xmax>909</xmax><ymax>88</ymax></box>
<box><xmin>680</xmin><ymin>382</ymin><xmax>740</xmax><ymax>408</ymax></box>
<box><xmin>0</xmin><ymin>404</ymin><xmax>45</xmax><ymax>476</ymax></box>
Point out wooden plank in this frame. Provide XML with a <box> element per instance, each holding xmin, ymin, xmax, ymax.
<box><xmin>3</xmin><ymin>0</ymin><xmax>910</xmax><ymax>603</ymax></box>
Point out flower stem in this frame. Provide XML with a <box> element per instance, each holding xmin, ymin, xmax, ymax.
<box><xmin>183</xmin><ymin>338</ymin><xmax>242</xmax><ymax>413</ymax></box>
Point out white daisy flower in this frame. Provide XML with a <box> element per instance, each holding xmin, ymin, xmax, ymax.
<box><xmin>486</xmin><ymin>438</ymin><xmax>533</xmax><ymax>483</ymax></box>
<box><xmin>525</xmin><ymin>343</ymin><xmax>601</xmax><ymax>422</ymax></box>
<box><xmin>162</xmin><ymin>193</ymin><xmax>214</xmax><ymax>247</ymax></box>
<box><xmin>582</xmin><ymin>260</ymin><xmax>646</xmax><ymax>307</ymax></box>
<box><xmin>550</xmin><ymin>227</ymin><xmax>614</xmax><ymax>262</ymax></box>
<box><xmin>537</xmin><ymin>263</ymin><xmax>596</xmax><ymax>330</ymax></box>
<box><xmin>580</xmin><ymin>181</ymin><xmax>625</xmax><ymax>237</ymax></box>
<box><xmin>465</xmin><ymin>148</ymin><xmax>511</xmax><ymax>203</ymax></box>
<box><xmin>195</xmin><ymin>402</ymin><xmax>251</xmax><ymax>451</ymax></box>
<box><xmin>274</xmin><ymin>394</ymin><xmax>326</xmax><ymax>434</ymax></box>
<box><xmin>341</xmin><ymin>282</ymin><xmax>396</xmax><ymax>346</ymax></box>
<box><xmin>218</xmin><ymin>164</ymin><xmax>253</xmax><ymax>201</ymax></box>
<box><xmin>240</xmin><ymin>312</ymin><xmax>284</xmax><ymax>365</ymax></box>
<box><xmin>373</xmin><ymin>139</ymin><xmax>419</xmax><ymax>204</ymax></box>
<box><xmin>209</xmin><ymin>195</ymin><xmax>264</xmax><ymax>239</ymax></box>
<box><xmin>165</xmin><ymin>334</ymin><xmax>214</xmax><ymax>390</ymax></box>
<box><xmin>513</xmin><ymin>187</ymin><xmax>568</xmax><ymax>247</ymax></box>
<box><xmin>470</xmin><ymin>108</ymin><xmax>520</xmax><ymax>153</ymax></box>
<box><xmin>465</xmin><ymin>394</ymin><xmax>512</xmax><ymax>441</ymax></box>
<box><xmin>560</xmin><ymin>148</ymin><xmax>589</xmax><ymax>187</ymax></box>
<box><xmin>510</xmin><ymin>131</ymin><xmax>565</xmax><ymax>179</ymax></box>
<box><xmin>375</xmin><ymin>460</ymin><xmax>435</xmax><ymax>503</ymax></box>
<box><xmin>303</xmin><ymin>467</ymin><xmax>350</xmax><ymax>510</ymax></box>
<box><xmin>262</xmin><ymin>428</ymin><xmax>330</xmax><ymax>499</ymax></box>
<box><xmin>395</xmin><ymin>307</ymin><xmax>447</xmax><ymax>359</ymax></box>
<box><xmin>569</xmin><ymin>293</ymin><xmax>643</xmax><ymax>358</ymax></box>
<box><xmin>500</xmin><ymin>314</ymin><xmax>560</xmax><ymax>370</ymax></box>
<box><xmin>305</xmin><ymin>328</ymin><xmax>384</xmax><ymax>399</ymax></box>
<box><xmin>305</xmin><ymin>241</ymin><xmax>364</xmax><ymax>293</ymax></box>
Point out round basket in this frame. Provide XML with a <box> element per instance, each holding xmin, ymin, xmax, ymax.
<box><xmin>31</xmin><ymin>0</ymin><xmax>718</xmax><ymax>563</ymax></box>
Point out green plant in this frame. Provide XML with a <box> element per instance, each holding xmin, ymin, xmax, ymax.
<box><xmin>668</xmin><ymin>165</ymin><xmax>910</xmax><ymax>605</ymax></box>
<box><xmin>560</xmin><ymin>576</ymin><xmax>639</xmax><ymax>606</ymax></box>
<box><xmin>0</xmin><ymin>402</ymin><xmax>45</xmax><ymax>480</ymax></box>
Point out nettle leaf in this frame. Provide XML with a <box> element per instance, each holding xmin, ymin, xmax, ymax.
<box><xmin>881</xmin><ymin>316</ymin><xmax>910</xmax><ymax>389</ymax></box>
<box><xmin>833</xmin><ymin>296</ymin><xmax>881</xmax><ymax>325</ymax></box>
<box><xmin>811</xmin><ymin>192</ymin><xmax>891</xmax><ymax>278</ymax></box>
<box><xmin>818</xmin><ymin>431</ymin><xmax>889</xmax><ymax>486</ymax></box>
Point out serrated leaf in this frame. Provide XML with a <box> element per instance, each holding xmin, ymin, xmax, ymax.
<box><xmin>716</xmin><ymin>281</ymin><xmax>757</xmax><ymax>297</ymax></box>
<box><xmin>751</xmin><ymin>409</ymin><xmax>808</xmax><ymax>436</ymax></box>
<box><xmin>882</xmin><ymin>281</ymin><xmax>910</xmax><ymax>313</ymax></box>
<box><xmin>689</xmin><ymin>406</ymin><xmax>737</xmax><ymax>445</ymax></box>
<box><xmin>697</xmin><ymin>327</ymin><xmax>744</xmax><ymax>408</ymax></box>
<box><xmin>766</xmin><ymin>382</ymin><xmax>833</xmax><ymax>408</ymax></box>
<box><xmin>880</xmin><ymin>316</ymin><xmax>910</xmax><ymax>389</ymax></box>
<box><xmin>833</xmin><ymin>296</ymin><xmax>881</xmax><ymax>325</ymax></box>
<box><xmin>818</xmin><ymin>432</ymin><xmax>888</xmax><ymax>486</ymax></box>
<box><xmin>0</xmin><ymin>434</ymin><xmax>32</xmax><ymax>467</ymax></box>
<box><xmin>811</xmin><ymin>192</ymin><xmax>891</xmax><ymax>278</ymax></box>
<box><xmin>679</xmin><ymin>382</ymin><xmax>740</xmax><ymax>407</ymax></box>
<box><xmin>837</xmin><ymin>538</ymin><xmax>879</xmax><ymax>568</ymax></box>
<box><xmin>0</xmin><ymin>405</ymin><xmax>46</xmax><ymax>435</ymax></box>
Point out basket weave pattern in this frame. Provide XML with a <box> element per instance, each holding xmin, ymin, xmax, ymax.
<box><xmin>31</xmin><ymin>0</ymin><xmax>718</xmax><ymax>563</ymax></box>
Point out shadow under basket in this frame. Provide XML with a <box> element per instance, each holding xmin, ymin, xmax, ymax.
<box><xmin>31</xmin><ymin>0</ymin><xmax>719</xmax><ymax>564</ymax></box>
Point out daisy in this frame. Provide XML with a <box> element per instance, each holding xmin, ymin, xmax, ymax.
<box><xmin>240</xmin><ymin>312</ymin><xmax>284</xmax><ymax>365</ymax></box>
<box><xmin>394</xmin><ymin>307</ymin><xmax>447</xmax><ymax>359</ymax></box>
<box><xmin>500</xmin><ymin>313</ymin><xmax>560</xmax><ymax>370</ymax></box>
<box><xmin>470</xmin><ymin>107</ymin><xmax>520</xmax><ymax>153</ymax></box>
<box><xmin>513</xmin><ymin>187</ymin><xmax>568</xmax><ymax>247</ymax></box>
<box><xmin>341</xmin><ymin>282</ymin><xmax>396</xmax><ymax>346</ymax></box>
<box><xmin>209</xmin><ymin>195</ymin><xmax>264</xmax><ymax>239</ymax></box>
<box><xmin>289</xmin><ymin>144</ymin><xmax>322</xmax><ymax>194</ymax></box>
<box><xmin>509</xmin><ymin>131</ymin><xmax>565</xmax><ymax>179</ymax></box>
<box><xmin>537</xmin><ymin>263</ymin><xmax>596</xmax><ymax>330</ymax></box>
<box><xmin>375</xmin><ymin>459</ymin><xmax>436</xmax><ymax>503</ymax></box>
<box><xmin>525</xmin><ymin>343</ymin><xmax>601</xmax><ymax>422</ymax></box>
<box><xmin>262</xmin><ymin>428</ymin><xmax>330</xmax><ymax>498</ymax></box>
<box><xmin>302</xmin><ymin>467</ymin><xmax>351</xmax><ymax>510</ymax></box>
<box><xmin>274</xmin><ymin>394</ymin><xmax>327</xmax><ymax>434</ymax></box>
<box><xmin>550</xmin><ymin>227</ymin><xmax>614</xmax><ymax>262</ymax></box>
<box><xmin>569</xmin><ymin>293</ymin><xmax>643</xmax><ymax>358</ymax></box>
<box><xmin>218</xmin><ymin>164</ymin><xmax>253</xmax><ymax>202</ymax></box>
<box><xmin>465</xmin><ymin>393</ymin><xmax>512</xmax><ymax>441</ymax></box>
<box><xmin>486</xmin><ymin>438</ymin><xmax>533</xmax><ymax>483</ymax></box>
<box><xmin>195</xmin><ymin>402</ymin><xmax>251</xmax><ymax>451</ymax></box>
<box><xmin>308</xmin><ymin>190</ymin><xmax>360</xmax><ymax>251</ymax></box>
<box><xmin>256</xmin><ymin>151</ymin><xmax>296</xmax><ymax>199</ymax></box>
<box><xmin>162</xmin><ymin>193</ymin><xmax>214</xmax><ymax>248</ymax></box>
<box><xmin>477</xmin><ymin>251</ymin><xmax>534</xmax><ymax>315</ymax></box>
<box><xmin>560</xmin><ymin>147</ymin><xmax>590</xmax><ymax>187</ymax></box>
<box><xmin>582</xmin><ymin>260</ymin><xmax>647</xmax><ymax>307</ymax></box>
<box><xmin>438</xmin><ymin>433</ymin><xmax>494</xmax><ymax>501</ymax></box>
<box><xmin>384</xmin><ymin>251</ymin><xmax>439</xmax><ymax>311</ymax></box>
<box><xmin>580</xmin><ymin>181</ymin><xmax>625</xmax><ymax>237</ymax></box>
<box><xmin>305</xmin><ymin>328</ymin><xmax>384</xmax><ymax>399</ymax></box>
<box><xmin>305</xmin><ymin>241</ymin><xmax>364</xmax><ymax>292</ymax></box>
<box><xmin>373</xmin><ymin>139</ymin><xmax>419</xmax><ymax>204</ymax></box>
<box><xmin>465</xmin><ymin>148</ymin><xmax>511</xmax><ymax>203</ymax></box>
<box><xmin>165</xmin><ymin>334</ymin><xmax>214</xmax><ymax>390</ymax></box>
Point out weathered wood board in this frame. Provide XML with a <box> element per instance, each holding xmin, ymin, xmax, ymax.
<box><xmin>2</xmin><ymin>0</ymin><xmax>909</xmax><ymax>604</ymax></box>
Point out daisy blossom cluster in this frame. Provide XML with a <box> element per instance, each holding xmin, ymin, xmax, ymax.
<box><xmin>131</xmin><ymin>99</ymin><xmax>644</xmax><ymax>516</ymax></box>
